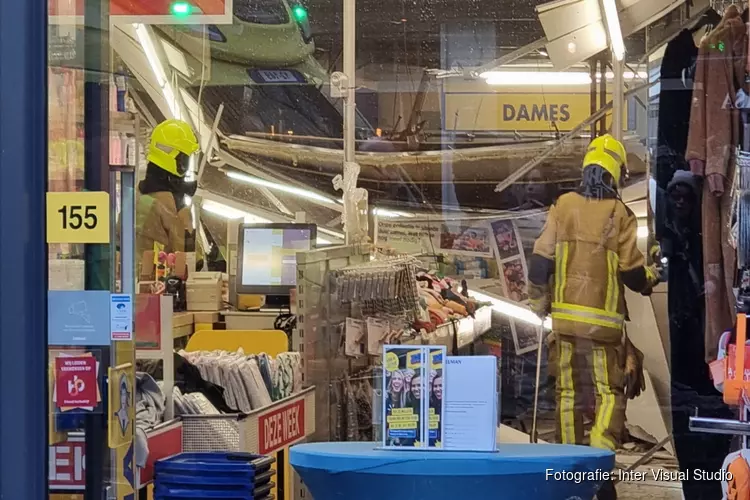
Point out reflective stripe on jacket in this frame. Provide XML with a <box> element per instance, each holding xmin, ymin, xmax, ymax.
<box><xmin>529</xmin><ymin>192</ymin><xmax>649</xmax><ymax>343</ymax></box>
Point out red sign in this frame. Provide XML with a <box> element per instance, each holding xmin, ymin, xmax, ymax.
<box><xmin>258</xmin><ymin>399</ymin><xmax>305</xmax><ymax>455</ymax></box>
<box><xmin>49</xmin><ymin>436</ymin><xmax>86</xmax><ymax>490</ymax></box>
<box><xmin>49</xmin><ymin>0</ymin><xmax>232</xmax><ymax>24</ymax></box>
<box><xmin>140</xmin><ymin>421</ymin><xmax>183</xmax><ymax>484</ymax></box>
<box><xmin>135</xmin><ymin>294</ymin><xmax>162</xmax><ymax>350</ymax></box>
<box><xmin>55</xmin><ymin>356</ymin><xmax>98</xmax><ymax>409</ymax></box>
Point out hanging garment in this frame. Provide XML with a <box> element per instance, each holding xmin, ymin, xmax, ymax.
<box><xmin>134</xmin><ymin>373</ymin><xmax>166</xmax><ymax>468</ymax></box>
<box><xmin>257</xmin><ymin>354</ymin><xmax>275</xmax><ymax>400</ymax></box>
<box><xmin>656</xmin><ymin>29</ymin><xmax>698</xmax><ymax>190</ymax></box>
<box><xmin>686</xmin><ymin>7</ymin><xmax>745</xmax><ymax>360</ymax></box>
<box><xmin>137</xmin><ymin>353</ymin><xmax>238</xmax><ymax>413</ymax></box>
<box><xmin>662</xmin><ymin>172</ymin><xmax>733</xmax><ymax>499</ymax></box>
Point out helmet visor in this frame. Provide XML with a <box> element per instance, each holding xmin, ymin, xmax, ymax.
<box><xmin>175</xmin><ymin>152</ymin><xmax>193</xmax><ymax>177</ymax></box>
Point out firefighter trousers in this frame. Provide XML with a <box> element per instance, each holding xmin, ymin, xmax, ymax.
<box><xmin>555</xmin><ymin>334</ymin><xmax>626</xmax><ymax>451</ymax></box>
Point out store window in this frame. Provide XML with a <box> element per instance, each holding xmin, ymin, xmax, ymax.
<box><xmin>37</xmin><ymin>0</ymin><xmax>746</xmax><ymax>498</ymax></box>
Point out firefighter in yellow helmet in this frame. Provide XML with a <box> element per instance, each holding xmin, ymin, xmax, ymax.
<box><xmin>136</xmin><ymin>119</ymin><xmax>200</xmax><ymax>276</ymax></box>
<box><xmin>529</xmin><ymin>134</ymin><xmax>659</xmax><ymax>500</ymax></box>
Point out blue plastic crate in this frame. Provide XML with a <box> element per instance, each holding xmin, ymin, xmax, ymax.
<box><xmin>155</xmin><ymin>452</ymin><xmax>274</xmax><ymax>482</ymax></box>
<box><xmin>156</xmin><ymin>470</ymin><xmax>275</xmax><ymax>490</ymax></box>
<box><xmin>154</xmin><ymin>482</ymin><xmax>274</xmax><ymax>500</ymax></box>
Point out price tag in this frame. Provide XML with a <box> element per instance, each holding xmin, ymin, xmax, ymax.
<box><xmin>46</xmin><ymin>192</ymin><xmax>110</xmax><ymax>244</ymax></box>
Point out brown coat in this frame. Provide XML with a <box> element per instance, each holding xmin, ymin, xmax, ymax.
<box><xmin>685</xmin><ymin>10</ymin><xmax>745</xmax><ymax>360</ymax></box>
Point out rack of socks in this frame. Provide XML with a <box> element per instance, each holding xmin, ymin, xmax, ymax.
<box><xmin>331</xmin><ymin>367</ymin><xmax>379</xmax><ymax>442</ymax></box>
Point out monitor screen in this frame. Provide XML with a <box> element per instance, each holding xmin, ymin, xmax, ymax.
<box><xmin>236</xmin><ymin>223</ymin><xmax>316</xmax><ymax>295</ymax></box>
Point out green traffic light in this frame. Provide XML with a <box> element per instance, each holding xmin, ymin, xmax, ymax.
<box><xmin>171</xmin><ymin>1</ymin><xmax>192</xmax><ymax>16</ymax></box>
<box><xmin>292</xmin><ymin>5</ymin><xmax>308</xmax><ymax>22</ymax></box>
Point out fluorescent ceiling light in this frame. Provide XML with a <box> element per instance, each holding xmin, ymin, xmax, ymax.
<box><xmin>202</xmin><ymin>199</ymin><xmax>342</xmax><ymax>245</ymax></box>
<box><xmin>318</xmin><ymin>226</ymin><xmax>345</xmax><ymax>240</ymax></box>
<box><xmin>637</xmin><ymin>225</ymin><xmax>649</xmax><ymax>239</ymax></box>
<box><xmin>482</xmin><ymin>71</ymin><xmax>592</xmax><ymax>86</ymax></box>
<box><xmin>602</xmin><ymin>0</ymin><xmax>625</xmax><ymax>61</ymax></box>
<box><xmin>201</xmin><ymin>200</ymin><xmax>272</xmax><ymax>224</ymax></box>
<box><xmin>226</xmin><ymin>171</ymin><xmax>337</xmax><ymax>205</ymax></box>
<box><xmin>481</xmin><ymin>70</ymin><xmax>646</xmax><ymax>86</ymax></box>
<box><xmin>134</xmin><ymin>24</ymin><xmax>181</xmax><ymax>120</ymax></box>
<box><xmin>604</xmin><ymin>71</ymin><xmax>646</xmax><ymax>80</ymax></box>
<box><xmin>372</xmin><ymin>207</ymin><xmax>415</xmax><ymax>218</ymax></box>
<box><xmin>469</xmin><ymin>290</ymin><xmax>552</xmax><ymax>330</ymax></box>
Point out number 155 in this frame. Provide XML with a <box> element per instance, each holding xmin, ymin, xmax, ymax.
<box><xmin>58</xmin><ymin>205</ymin><xmax>98</xmax><ymax>230</ymax></box>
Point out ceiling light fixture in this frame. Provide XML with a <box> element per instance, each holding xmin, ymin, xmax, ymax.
<box><xmin>481</xmin><ymin>69</ymin><xmax>645</xmax><ymax>86</ymax></box>
<box><xmin>469</xmin><ymin>290</ymin><xmax>552</xmax><ymax>329</ymax></box>
<box><xmin>201</xmin><ymin>199</ymin><xmax>333</xmax><ymax>246</ymax></box>
<box><xmin>372</xmin><ymin>207</ymin><xmax>416</xmax><ymax>218</ymax></box>
<box><xmin>601</xmin><ymin>0</ymin><xmax>625</xmax><ymax>61</ymax></box>
<box><xmin>318</xmin><ymin>226</ymin><xmax>346</xmax><ymax>240</ymax></box>
<box><xmin>134</xmin><ymin>23</ymin><xmax>181</xmax><ymax>120</ymax></box>
<box><xmin>226</xmin><ymin>171</ymin><xmax>338</xmax><ymax>205</ymax></box>
<box><xmin>202</xmin><ymin>200</ymin><xmax>272</xmax><ymax>223</ymax></box>
<box><xmin>481</xmin><ymin>71</ymin><xmax>592</xmax><ymax>86</ymax></box>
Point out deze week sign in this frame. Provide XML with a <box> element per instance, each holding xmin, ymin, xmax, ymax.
<box><xmin>258</xmin><ymin>399</ymin><xmax>305</xmax><ymax>455</ymax></box>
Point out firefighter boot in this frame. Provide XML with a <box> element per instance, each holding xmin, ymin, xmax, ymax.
<box><xmin>596</xmin><ymin>479</ymin><xmax>617</xmax><ymax>500</ymax></box>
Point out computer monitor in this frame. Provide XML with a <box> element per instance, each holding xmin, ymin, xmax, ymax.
<box><xmin>235</xmin><ymin>223</ymin><xmax>316</xmax><ymax>301</ymax></box>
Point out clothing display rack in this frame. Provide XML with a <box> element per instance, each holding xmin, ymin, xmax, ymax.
<box><xmin>689</xmin><ymin>21</ymin><xmax>750</xmax><ymax>495</ymax></box>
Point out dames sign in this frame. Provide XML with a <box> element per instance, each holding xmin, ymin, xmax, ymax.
<box><xmin>49</xmin><ymin>0</ymin><xmax>233</xmax><ymax>24</ymax></box>
<box><xmin>258</xmin><ymin>399</ymin><xmax>305</xmax><ymax>455</ymax></box>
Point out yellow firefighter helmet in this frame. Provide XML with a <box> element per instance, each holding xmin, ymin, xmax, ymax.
<box><xmin>583</xmin><ymin>134</ymin><xmax>628</xmax><ymax>186</ymax></box>
<box><xmin>147</xmin><ymin>119</ymin><xmax>200</xmax><ymax>177</ymax></box>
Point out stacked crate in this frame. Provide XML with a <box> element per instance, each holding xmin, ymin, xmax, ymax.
<box><xmin>154</xmin><ymin>452</ymin><xmax>276</xmax><ymax>499</ymax></box>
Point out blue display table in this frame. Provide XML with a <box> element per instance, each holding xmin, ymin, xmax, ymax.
<box><xmin>290</xmin><ymin>441</ymin><xmax>614</xmax><ymax>500</ymax></box>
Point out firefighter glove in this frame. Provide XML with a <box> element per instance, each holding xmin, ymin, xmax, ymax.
<box><xmin>624</xmin><ymin>338</ymin><xmax>646</xmax><ymax>400</ymax></box>
<box><xmin>529</xmin><ymin>295</ymin><xmax>550</xmax><ymax>320</ymax></box>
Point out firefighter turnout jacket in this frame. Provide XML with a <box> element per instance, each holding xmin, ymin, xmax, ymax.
<box><xmin>135</xmin><ymin>190</ymin><xmax>193</xmax><ymax>275</ymax></box>
<box><xmin>529</xmin><ymin>192</ymin><xmax>657</xmax><ymax>344</ymax></box>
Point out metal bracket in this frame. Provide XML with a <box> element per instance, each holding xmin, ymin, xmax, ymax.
<box><xmin>689</xmin><ymin>416</ymin><xmax>750</xmax><ymax>436</ymax></box>
<box><xmin>330</xmin><ymin>71</ymin><xmax>348</xmax><ymax>99</ymax></box>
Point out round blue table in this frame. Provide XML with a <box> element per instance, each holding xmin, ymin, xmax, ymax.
<box><xmin>290</xmin><ymin>442</ymin><xmax>615</xmax><ymax>500</ymax></box>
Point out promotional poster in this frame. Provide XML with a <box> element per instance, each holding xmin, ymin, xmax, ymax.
<box><xmin>428</xmin><ymin>347</ymin><xmax>446</xmax><ymax>447</ymax></box>
<box><xmin>383</xmin><ymin>346</ymin><xmax>426</xmax><ymax>448</ymax></box>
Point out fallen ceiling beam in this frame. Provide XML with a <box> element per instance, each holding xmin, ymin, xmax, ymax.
<box><xmin>493</xmin><ymin>79</ymin><xmax>652</xmax><ymax>195</ymax></box>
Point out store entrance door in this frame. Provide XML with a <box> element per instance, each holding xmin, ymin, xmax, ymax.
<box><xmin>46</xmin><ymin>0</ymin><xmax>138</xmax><ymax>497</ymax></box>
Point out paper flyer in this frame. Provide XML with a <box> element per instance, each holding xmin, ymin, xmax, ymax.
<box><xmin>427</xmin><ymin>347</ymin><xmax>446</xmax><ymax>447</ymax></box>
<box><xmin>443</xmin><ymin>356</ymin><xmax>498</xmax><ymax>451</ymax></box>
<box><xmin>382</xmin><ymin>345</ymin><xmax>427</xmax><ymax>448</ymax></box>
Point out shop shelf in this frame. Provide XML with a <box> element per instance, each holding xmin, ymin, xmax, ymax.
<box><xmin>180</xmin><ymin>387</ymin><xmax>316</xmax><ymax>456</ymax></box>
